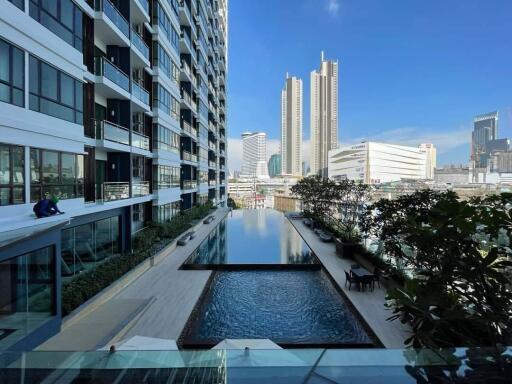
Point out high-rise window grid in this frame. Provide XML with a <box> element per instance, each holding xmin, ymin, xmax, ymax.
<box><xmin>0</xmin><ymin>144</ymin><xmax>24</xmax><ymax>206</ymax></box>
<box><xmin>0</xmin><ymin>38</ymin><xmax>24</xmax><ymax>107</ymax></box>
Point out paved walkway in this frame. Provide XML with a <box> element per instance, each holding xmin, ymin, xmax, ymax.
<box><xmin>288</xmin><ymin>217</ymin><xmax>411</xmax><ymax>349</ymax></box>
<box><xmin>38</xmin><ymin>208</ymin><xmax>229</xmax><ymax>351</ymax></box>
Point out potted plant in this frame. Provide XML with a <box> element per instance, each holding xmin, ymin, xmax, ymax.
<box><xmin>335</xmin><ymin>228</ymin><xmax>362</xmax><ymax>259</ymax></box>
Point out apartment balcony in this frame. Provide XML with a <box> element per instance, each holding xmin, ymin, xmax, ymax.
<box><xmin>181</xmin><ymin>150</ymin><xmax>198</xmax><ymax>163</ymax></box>
<box><xmin>180</xmin><ymin>30</ymin><xmax>193</xmax><ymax>55</ymax></box>
<box><xmin>103</xmin><ymin>182</ymin><xmax>130</xmax><ymax>201</ymax></box>
<box><xmin>181</xmin><ymin>89</ymin><xmax>193</xmax><ymax>109</ymax></box>
<box><xmin>94</xmin><ymin>0</ymin><xmax>130</xmax><ymax>46</ymax></box>
<box><xmin>132</xmin><ymin>131</ymin><xmax>150</xmax><ymax>151</ymax></box>
<box><xmin>179</xmin><ymin>1</ymin><xmax>193</xmax><ymax>26</ymax></box>
<box><xmin>219</xmin><ymin>164</ymin><xmax>225</xmax><ymax>171</ymax></box>
<box><xmin>95</xmin><ymin>119</ymin><xmax>130</xmax><ymax>146</ymax></box>
<box><xmin>95</xmin><ymin>56</ymin><xmax>130</xmax><ymax>95</ymax></box>
<box><xmin>208</xmin><ymin>141</ymin><xmax>216</xmax><ymax>151</ymax></box>
<box><xmin>133</xmin><ymin>181</ymin><xmax>151</xmax><ymax>197</ymax></box>
<box><xmin>208</xmin><ymin>179</ymin><xmax>217</xmax><ymax>187</ymax></box>
<box><xmin>182</xmin><ymin>179</ymin><xmax>198</xmax><ymax>190</ymax></box>
<box><xmin>208</xmin><ymin>160</ymin><xmax>217</xmax><ymax>169</ymax></box>
<box><xmin>181</xmin><ymin>60</ymin><xmax>192</xmax><ymax>82</ymax></box>
<box><xmin>131</xmin><ymin>81</ymin><xmax>150</xmax><ymax>107</ymax></box>
<box><xmin>133</xmin><ymin>0</ymin><xmax>150</xmax><ymax>19</ymax></box>
<box><xmin>181</xmin><ymin>120</ymin><xmax>198</xmax><ymax>138</ymax></box>
<box><xmin>131</xmin><ymin>29</ymin><xmax>149</xmax><ymax>62</ymax></box>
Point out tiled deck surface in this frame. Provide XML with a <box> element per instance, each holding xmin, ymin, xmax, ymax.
<box><xmin>38</xmin><ymin>208</ymin><xmax>229</xmax><ymax>351</ymax></box>
<box><xmin>288</xmin><ymin>217</ymin><xmax>411</xmax><ymax>349</ymax></box>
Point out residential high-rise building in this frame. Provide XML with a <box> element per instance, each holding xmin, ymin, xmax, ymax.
<box><xmin>268</xmin><ymin>154</ymin><xmax>282</xmax><ymax>178</ymax></box>
<box><xmin>241</xmin><ymin>132</ymin><xmax>268</xmax><ymax>178</ymax></box>
<box><xmin>418</xmin><ymin>143</ymin><xmax>437</xmax><ymax>179</ymax></box>
<box><xmin>310</xmin><ymin>51</ymin><xmax>338</xmax><ymax>178</ymax></box>
<box><xmin>472</xmin><ymin>111</ymin><xmax>498</xmax><ymax>168</ymax></box>
<box><xmin>281</xmin><ymin>74</ymin><xmax>302</xmax><ymax>176</ymax></box>
<box><xmin>328</xmin><ymin>142</ymin><xmax>429</xmax><ymax>184</ymax></box>
<box><xmin>0</xmin><ymin>0</ymin><xmax>227</xmax><ymax>350</ymax></box>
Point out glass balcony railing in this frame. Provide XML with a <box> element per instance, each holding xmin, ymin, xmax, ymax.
<box><xmin>182</xmin><ymin>150</ymin><xmax>198</xmax><ymax>162</ymax></box>
<box><xmin>132</xmin><ymin>181</ymin><xmax>150</xmax><ymax>197</ymax></box>
<box><xmin>182</xmin><ymin>120</ymin><xmax>198</xmax><ymax>137</ymax></box>
<box><xmin>103</xmin><ymin>182</ymin><xmax>130</xmax><ymax>201</ymax></box>
<box><xmin>208</xmin><ymin>179</ymin><xmax>217</xmax><ymax>186</ymax></box>
<box><xmin>132</xmin><ymin>131</ymin><xmax>150</xmax><ymax>150</ymax></box>
<box><xmin>131</xmin><ymin>29</ymin><xmax>149</xmax><ymax>59</ymax></box>
<box><xmin>95</xmin><ymin>56</ymin><xmax>130</xmax><ymax>92</ymax></box>
<box><xmin>181</xmin><ymin>59</ymin><xmax>191</xmax><ymax>77</ymax></box>
<box><xmin>208</xmin><ymin>141</ymin><xmax>216</xmax><ymax>150</ymax></box>
<box><xmin>181</xmin><ymin>30</ymin><xmax>192</xmax><ymax>50</ymax></box>
<box><xmin>209</xmin><ymin>160</ymin><xmax>216</xmax><ymax>168</ymax></box>
<box><xmin>136</xmin><ymin>0</ymin><xmax>149</xmax><ymax>15</ymax></box>
<box><xmin>132</xmin><ymin>81</ymin><xmax>149</xmax><ymax>105</ymax></box>
<box><xmin>94</xmin><ymin>119</ymin><xmax>130</xmax><ymax>146</ymax></box>
<box><xmin>98</xmin><ymin>0</ymin><xmax>130</xmax><ymax>38</ymax></box>
<box><xmin>182</xmin><ymin>179</ymin><xmax>198</xmax><ymax>190</ymax></box>
<box><xmin>181</xmin><ymin>89</ymin><xmax>192</xmax><ymax>105</ymax></box>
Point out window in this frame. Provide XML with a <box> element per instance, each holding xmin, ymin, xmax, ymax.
<box><xmin>171</xmin><ymin>95</ymin><xmax>180</xmax><ymax>121</ymax></box>
<box><xmin>153</xmin><ymin>124</ymin><xmax>180</xmax><ymax>153</ymax></box>
<box><xmin>0</xmin><ymin>38</ymin><xmax>24</xmax><ymax>107</ymax></box>
<box><xmin>29</xmin><ymin>0</ymin><xmax>83</xmax><ymax>51</ymax></box>
<box><xmin>153</xmin><ymin>165</ymin><xmax>180</xmax><ymax>189</ymax></box>
<box><xmin>8</xmin><ymin>0</ymin><xmax>24</xmax><ymax>10</ymax></box>
<box><xmin>152</xmin><ymin>42</ymin><xmax>171</xmax><ymax>79</ymax></box>
<box><xmin>29</xmin><ymin>56</ymin><xmax>83</xmax><ymax>124</ymax></box>
<box><xmin>30</xmin><ymin>148</ymin><xmax>84</xmax><ymax>201</ymax></box>
<box><xmin>166</xmin><ymin>0</ymin><xmax>179</xmax><ymax>17</ymax></box>
<box><xmin>171</xmin><ymin>60</ymin><xmax>180</xmax><ymax>85</ymax></box>
<box><xmin>198</xmin><ymin>99</ymin><xmax>208</xmax><ymax>121</ymax></box>
<box><xmin>154</xmin><ymin>201</ymin><xmax>180</xmax><ymax>223</ymax></box>
<box><xmin>0</xmin><ymin>144</ymin><xmax>24</xmax><ymax>206</ymax></box>
<box><xmin>152</xmin><ymin>83</ymin><xmax>171</xmax><ymax>113</ymax></box>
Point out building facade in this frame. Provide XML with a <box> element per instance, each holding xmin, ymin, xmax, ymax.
<box><xmin>418</xmin><ymin>143</ymin><xmax>436</xmax><ymax>179</ymax></box>
<box><xmin>268</xmin><ymin>153</ymin><xmax>281</xmax><ymax>178</ymax></box>
<box><xmin>281</xmin><ymin>74</ymin><xmax>302</xmax><ymax>176</ymax></box>
<box><xmin>241</xmin><ymin>132</ymin><xmax>268</xmax><ymax>178</ymax></box>
<box><xmin>310</xmin><ymin>51</ymin><xmax>338</xmax><ymax>178</ymax></box>
<box><xmin>0</xmin><ymin>0</ymin><xmax>228</xmax><ymax>350</ymax></box>
<box><xmin>328</xmin><ymin>142</ymin><xmax>431</xmax><ymax>184</ymax></box>
<box><xmin>471</xmin><ymin>111</ymin><xmax>498</xmax><ymax>168</ymax></box>
<box><xmin>434</xmin><ymin>166</ymin><xmax>471</xmax><ymax>184</ymax></box>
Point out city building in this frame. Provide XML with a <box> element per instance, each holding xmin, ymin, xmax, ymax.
<box><xmin>241</xmin><ymin>132</ymin><xmax>268</xmax><ymax>178</ymax></box>
<box><xmin>434</xmin><ymin>166</ymin><xmax>471</xmax><ymax>184</ymax></box>
<box><xmin>471</xmin><ymin>111</ymin><xmax>499</xmax><ymax>168</ymax></box>
<box><xmin>310</xmin><ymin>51</ymin><xmax>338</xmax><ymax>177</ymax></box>
<box><xmin>418</xmin><ymin>143</ymin><xmax>436</xmax><ymax>179</ymax></box>
<box><xmin>268</xmin><ymin>153</ymin><xmax>282</xmax><ymax>178</ymax></box>
<box><xmin>0</xmin><ymin>0</ymin><xmax>227</xmax><ymax>351</ymax></box>
<box><xmin>281</xmin><ymin>74</ymin><xmax>302</xmax><ymax>176</ymax></box>
<box><xmin>328</xmin><ymin>142</ymin><xmax>432</xmax><ymax>184</ymax></box>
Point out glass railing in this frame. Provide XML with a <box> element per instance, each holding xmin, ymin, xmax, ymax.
<box><xmin>136</xmin><ymin>0</ymin><xmax>149</xmax><ymax>15</ymax></box>
<box><xmin>95</xmin><ymin>56</ymin><xmax>130</xmax><ymax>92</ymax></box>
<box><xmin>181</xmin><ymin>89</ymin><xmax>192</xmax><ymax>105</ymax></box>
<box><xmin>103</xmin><ymin>182</ymin><xmax>130</xmax><ymax>201</ymax></box>
<box><xmin>95</xmin><ymin>119</ymin><xmax>130</xmax><ymax>146</ymax></box>
<box><xmin>182</xmin><ymin>150</ymin><xmax>198</xmax><ymax>162</ymax></box>
<box><xmin>208</xmin><ymin>179</ymin><xmax>217</xmax><ymax>186</ymax></box>
<box><xmin>208</xmin><ymin>141</ymin><xmax>216</xmax><ymax>150</ymax></box>
<box><xmin>182</xmin><ymin>120</ymin><xmax>198</xmax><ymax>137</ymax></box>
<box><xmin>181</xmin><ymin>59</ymin><xmax>191</xmax><ymax>77</ymax></box>
<box><xmin>132</xmin><ymin>131</ymin><xmax>150</xmax><ymax>150</ymax></box>
<box><xmin>133</xmin><ymin>181</ymin><xmax>150</xmax><ymax>197</ymax></box>
<box><xmin>209</xmin><ymin>160</ymin><xmax>216</xmax><ymax>168</ymax></box>
<box><xmin>99</xmin><ymin>0</ymin><xmax>129</xmax><ymax>38</ymax></box>
<box><xmin>181</xmin><ymin>30</ymin><xmax>192</xmax><ymax>50</ymax></box>
<box><xmin>131</xmin><ymin>29</ymin><xmax>149</xmax><ymax>59</ymax></box>
<box><xmin>132</xmin><ymin>81</ymin><xmax>149</xmax><ymax>105</ymax></box>
<box><xmin>182</xmin><ymin>179</ymin><xmax>198</xmax><ymax>190</ymax></box>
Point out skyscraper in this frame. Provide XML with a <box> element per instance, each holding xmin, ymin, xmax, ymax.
<box><xmin>472</xmin><ymin>111</ymin><xmax>498</xmax><ymax>168</ymax></box>
<box><xmin>242</xmin><ymin>132</ymin><xmax>268</xmax><ymax>178</ymax></box>
<box><xmin>281</xmin><ymin>74</ymin><xmax>303</xmax><ymax>176</ymax></box>
<box><xmin>418</xmin><ymin>143</ymin><xmax>437</xmax><ymax>179</ymax></box>
<box><xmin>268</xmin><ymin>154</ymin><xmax>282</xmax><ymax>178</ymax></box>
<box><xmin>310</xmin><ymin>51</ymin><xmax>339</xmax><ymax>178</ymax></box>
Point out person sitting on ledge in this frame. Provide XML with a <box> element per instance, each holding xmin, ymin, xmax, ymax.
<box><xmin>33</xmin><ymin>195</ymin><xmax>65</xmax><ymax>218</ymax></box>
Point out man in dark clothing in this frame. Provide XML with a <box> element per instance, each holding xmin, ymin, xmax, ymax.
<box><xmin>33</xmin><ymin>196</ymin><xmax>64</xmax><ymax>218</ymax></box>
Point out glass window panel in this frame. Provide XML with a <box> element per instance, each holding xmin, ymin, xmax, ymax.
<box><xmin>26</xmin><ymin>247</ymin><xmax>55</xmax><ymax>314</ymax></box>
<box><xmin>0</xmin><ymin>187</ymin><xmax>9</xmax><ymax>206</ymax></box>
<box><xmin>60</xmin><ymin>73</ymin><xmax>74</xmax><ymax>107</ymax></box>
<box><xmin>74</xmin><ymin>223</ymin><xmax>95</xmax><ymax>264</ymax></box>
<box><xmin>30</xmin><ymin>185</ymin><xmax>41</xmax><ymax>202</ymax></box>
<box><xmin>74</xmin><ymin>7</ymin><xmax>82</xmax><ymax>36</ymax></box>
<box><xmin>95</xmin><ymin>218</ymin><xmax>112</xmax><ymax>260</ymax></box>
<box><xmin>41</xmin><ymin>0</ymin><xmax>57</xmax><ymax>17</ymax></box>
<box><xmin>42</xmin><ymin>150</ymin><xmax>59</xmax><ymax>183</ymax></box>
<box><xmin>29</xmin><ymin>56</ymin><xmax>39</xmax><ymax>94</ymax></box>
<box><xmin>75</xmin><ymin>81</ymin><xmax>83</xmax><ymax>111</ymax></box>
<box><xmin>12</xmin><ymin>187</ymin><xmax>24</xmax><ymax>204</ymax></box>
<box><xmin>29</xmin><ymin>94</ymin><xmax>39</xmax><ymax>110</ymax></box>
<box><xmin>12</xmin><ymin>48</ymin><xmax>24</xmax><ymax>88</ymax></box>
<box><xmin>59</xmin><ymin>184</ymin><xmax>75</xmax><ymax>199</ymax></box>
<box><xmin>111</xmin><ymin>216</ymin><xmax>120</xmax><ymax>253</ymax></box>
<box><xmin>30</xmin><ymin>149</ymin><xmax>40</xmax><ymax>183</ymax></box>
<box><xmin>0</xmin><ymin>40</ymin><xmax>9</xmax><ymax>83</ymax></box>
<box><xmin>0</xmin><ymin>145</ymin><xmax>10</xmax><ymax>184</ymax></box>
<box><xmin>61</xmin><ymin>153</ymin><xmax>76</xmax><ymax>183</ymax></box>
<box><xmin>61</xmin><ymin>228</ymin><xmax>77</xmax><ymax>276</ymax></box>
<box><xmin>41</xmin><ymin>63</ymin><xmax>58</xmax><ymax>100</ymax></box>
<box><xmin>12</xmin><ymin>88</ymin><xmax>24</xmax><ymax>107</ymax></box>
<box><xmin>60</xmin><ymin>0</ymin><xmax>74</xmax><ymax>30</ymax></box>
<box><xmin>12</xmin><ymin>146</ymin><xmax>24</xmax><ymax>184</ymax></box>
<box><xmin>0</xmin><ymin>83</ymin><xmax>9</xmax><ymax>103</ymax></box>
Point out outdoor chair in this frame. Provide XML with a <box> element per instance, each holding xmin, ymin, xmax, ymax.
<box><xmin>372</xmin><ymin>268</ymin><xmax>381</xmax><ymax>288</ymax></box>
<box><xmin>344</xmin><ymin>270</ymin><xmax>360</xmax><ymax>291</ymax></box>
<box><xmin>360</xmin><ymin>275</ymin><xmax>374</xmax><ymax>292</ymax></box>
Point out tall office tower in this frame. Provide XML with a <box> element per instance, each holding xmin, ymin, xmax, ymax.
<box><xmin>472</xmin><ymin>111</ymin><xmax>498</xmax><ymax>168</ymax></box>
<box><xmin>0</xmin><ymin>0</ymin><xmax>227</xmax><ymax>349</ymax></box>
<box><xmin>241</xmin><ymin>132</ymin><xmax>268</xmax><ymax>178</ymax></box>
<box><xmin>418</xmin><ymin>143</ymin><xmax>437</xmax><ymax>179</ymax></box>
<box><xmin>310</xmin><ymin>51</ymin><xmax>338</xmax><ymax>178</ymax></box>
<box><xmin>268</xmin><ymin>154</ymin><xmax>282</xmax><ymax>178</ymax></box>
<box><xmin>281</xmin><ymin>74</ymin><xmax>302</xmax><ymax>176</ymax></box>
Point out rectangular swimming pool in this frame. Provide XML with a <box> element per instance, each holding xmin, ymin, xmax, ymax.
<box><xmin>182</xmin><ymin>209</ymin><xmax>318</xmax><ymax>268</ymax></box>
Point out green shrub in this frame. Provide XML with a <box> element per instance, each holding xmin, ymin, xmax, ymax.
<box><xmin>61</xmin><ymin>202</ymin><xmax>215</xmax><ymax>316</ymax></box>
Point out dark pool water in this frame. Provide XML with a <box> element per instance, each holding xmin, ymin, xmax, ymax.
<box><xmin>183</xmin><ymin>209</ymin><xmax>315</xmax><ymax>265</ymax></box>
<box><xmin>184</xmin><ymin>270</ymin><xmax>372</xmax><ymax>345</ymax></box>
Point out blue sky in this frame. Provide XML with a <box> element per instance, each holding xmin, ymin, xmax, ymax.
<box><xmin>226</xmin><ymin>0</ymin><xmax>512</xmax><ymax>171</ymax></box>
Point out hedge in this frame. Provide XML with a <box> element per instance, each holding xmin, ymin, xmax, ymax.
<box><xmin>62</xmin><ymin>202</ymin><xmax>215</xmax><ymax>316</ymax></box>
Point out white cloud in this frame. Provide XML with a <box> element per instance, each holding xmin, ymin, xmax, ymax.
<box><xmin>342</xmin><ymin>126</ymin><xmax>471</xmax><ymax>155</ymax></box>
<box><xmin>326</xmin><ymin>0</ymin><xmax>340</xmax><ymax>16</ymax></box>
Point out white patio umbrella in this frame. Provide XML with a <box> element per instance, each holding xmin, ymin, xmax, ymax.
<box><xmin>212</xmin><ymin>339</ymin><xmax>282</xmax><ymax>350</ymax></box>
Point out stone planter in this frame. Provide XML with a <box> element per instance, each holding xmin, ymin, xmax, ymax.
<box><xmin>335</xmin><ymin>238</ymin><xmax>359</xmax><ymax>259</ymax></box>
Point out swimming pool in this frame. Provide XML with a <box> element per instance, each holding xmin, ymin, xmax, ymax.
<box><xmin>182</xmin><ymin>209</ymin><xmax>317</xmax><ymax>267</ymax></box>
<box><xmin>181</xmin><ymin>270</ymin><xmax>372</xmax><ymax>347</ymax></box>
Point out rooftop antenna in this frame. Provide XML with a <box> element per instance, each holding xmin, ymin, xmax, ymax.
<box><xmin>321</xmin><ymin>50</ymin><xmax>324</xmax><ymax>61</ymax></box>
